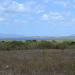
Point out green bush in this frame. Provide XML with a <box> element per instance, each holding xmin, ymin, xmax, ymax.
<box><xmin>0</xmin><ymin>40</ymin><xmax>74</xmax><ymax>50</ymax></box>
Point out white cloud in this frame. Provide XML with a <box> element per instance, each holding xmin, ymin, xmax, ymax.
<box><xmin>0</xmin><ymin>17</ymin><xmax>6</xmax><ymax>21</ymax></box>
<box><xmin>53</xmin><ymin>0</ymin><xmax>75</xmax><ymax>9</ymax></box>
<box><xmin>0</xmin><ymin>0</ymin><xmax>46</xmax><ymax>23</ymax></box>
<box><xmin>14</xmin><ymin>3</ymin><xmax>25</xmax><ymax>12</ymax></box>
<box><xmin>0</xmin><ymin>0</ymin><xmax>74</xmax><ymax>27</ymax></box>
<box><xmin>41</xmin><ymin>11</ymin><xmax>75</xmax><ymax>26</ymax></box>
<box><xmin>49</xmin><ymin>12</ymin><xmax>64</xmax><ymax>20</ymax></box>
<box><xmin>32</xmin><ymin>4</ymin><xmax>45</xmax><ymax>14</ymax></box>
<box><xmin>6</xmin><ymin>1</ymin><xmax>26</xmax><ymax>13</ymax></box>
<box><xmin>42</xmin><ymin>14</ymin><xmax>49</xmax><ymax>20</ymax></box>
<box><xmin>53</xmin><ymin>0</ymin><xmax>69</xmax><ymax>8</ymax></box>
<box><xmin>0</xmin><ymin>1</ymin><xmax>33</xmax><ymax>13</ymax></box>
<box><xmin>41</xmin><ymin>12</ymin><xmax>64</xmax><ymax>22</ymax></box>
<box><xmin>0</xmin><ymin>0</ymin><xmax>45</xmax><ymax>15</ymax></box>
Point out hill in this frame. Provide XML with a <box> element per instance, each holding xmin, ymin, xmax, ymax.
<box><xmin>0</xmin><ymin>33</ymin><xmax>75</xmax><ymax>40</ymax></box>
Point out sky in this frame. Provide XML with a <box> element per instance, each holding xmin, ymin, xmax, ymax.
<box><xmin>0</xmin><ymin>0</ymin><xmax>75</xmax><ymax>36</ymax></box>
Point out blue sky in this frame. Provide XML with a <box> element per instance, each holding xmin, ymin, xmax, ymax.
<box><xmin>0</xmin><ymin>0</ymin><xmax>75</xmax><ymax>36</ymax></box>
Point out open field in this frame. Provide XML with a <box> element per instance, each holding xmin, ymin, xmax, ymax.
<box><xmin>0</xmin><ymin>49</ymin><xmax>75</xmax><ymax>75</ymax></box>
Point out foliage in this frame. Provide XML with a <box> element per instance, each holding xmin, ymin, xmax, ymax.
<box><xmin>0</xmin><ymin>40</ymin><xmax>74</xmax><ymax>50</ymax></box>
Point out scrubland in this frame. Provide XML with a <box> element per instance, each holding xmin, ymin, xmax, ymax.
<box><xmin>0</xmin><ymin>40</ymin><xmax>75</xmax><ymax>75</ymax></box>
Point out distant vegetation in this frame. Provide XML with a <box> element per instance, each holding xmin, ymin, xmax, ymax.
<box><xmin>0</xmin><ymin>40</ymin><xmax>75</xmax><ymax>50</ymax></box>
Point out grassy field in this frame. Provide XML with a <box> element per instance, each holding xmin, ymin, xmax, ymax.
<box><xmin>0</xmin><ymin>49</ymin><xmax>75</xmax><ymax>75</ymax></box>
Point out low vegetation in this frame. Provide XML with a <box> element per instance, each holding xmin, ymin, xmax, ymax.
<box><xmin>0</xmin><ymin>40</ymin><xmax>75</xmax><ymax>75</ymax></box>
<box><xmin>0</xmin><ymin>40</ymin><xmax>75</xmax><ymax>50</ymax></box>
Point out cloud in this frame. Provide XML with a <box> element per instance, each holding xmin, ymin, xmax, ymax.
<box><xmin>41</xmin><ymin>10</ymin><xmax>75</xmax><ymax>26</ymax></box>
<box><xmin>0</xmin><ymin>0</ymin><xmax>46</xmax><ymax>15</ymax></box>
<box><xmin>12</xmin><ymin>2</ymin><xmax>25</xmax><ymax>12</ymax></box>
<box><xmin>42</xmin><ymin>14</ymin><xmax>49</xmax><ymax>20</ymax></box>
<box><xmin>71</xmin><ymin>18</ymin><xmax>75</xmax><ymax>24</ymax></box>
<box><xmin>0</xmin><ymin>0</ymin><xmax>74</xmax><ymax>26</ymax></box>
<box><xmin>0</xmin><ymin>0</ymin><xmax>46</xmax><ymax>24</ymax></box>
<box><xmin>41</xmin><ymin>12</ymin><xmax>64</xmax><ymax>23</ymax></box>
<box><xmin>0</xmin><ymin>1</ymin><xmax>33</xmax><ymax>13</ymax></box>
<box><xmin>53</xmin><ymin>0</ymin><xmax>70</xmax><ymax>8</ymax></box>
<box><xmin>0</xmin><ymin>17</ymin><xmax>6</xmax><ymax>21</ymax></box>
<box><xmin>0</xmin><ymin>6</ymin><xmax>5</xmax><ymax>11</ymax></box>
<box><xmin>6</xmin><ymin>1</ymin><xmax>26</xmax><ymax>13</ymax></box>
<box><xmin>32</xmin><ymin>4</ymin><xmax>45</xmax><ymax>14</ymax></box>
<box><xmin>53</xmin><ymin>0</ymin><xmax>75</xmax><ymax>9</ymax></box>
<box><xmin>49</xmin><ymin>12</ymin><xmax>64</xmax><ymax>20</ymax></box>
